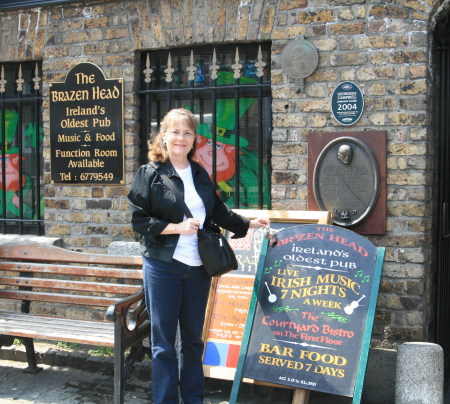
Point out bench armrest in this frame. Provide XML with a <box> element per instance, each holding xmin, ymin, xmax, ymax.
<box><xmin>105</xmin><ymin>287</ymin><xmax>146</xmax><ymax>325</ymax></box>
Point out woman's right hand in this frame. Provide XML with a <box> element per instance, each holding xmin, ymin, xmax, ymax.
<box><xmin>177</xmin><ymin>218</ymin><xmax>201</xmax><ymax>234</ymax></box>
<box><xmin>161</xmin><ymin>218</ymin><xmax>201</xmax><ymax>235</ymax></box>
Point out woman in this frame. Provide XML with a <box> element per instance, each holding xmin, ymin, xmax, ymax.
<box><xmin>127</xmin><ymin>108</ymin><xmax>269</xmax><ymax>404</ymax></box>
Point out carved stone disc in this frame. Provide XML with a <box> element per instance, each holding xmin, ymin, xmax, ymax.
<box><xmin>280</xmin><ymin>36</ymin><xmax>319</xmax><ymax>79</ymax></box>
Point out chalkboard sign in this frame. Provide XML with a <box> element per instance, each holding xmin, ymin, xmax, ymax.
<box><xmin>230</xmin><ymin>224</ymin><xmax>384</xmax><ymax>404</ymax></box>
<box><xmin>49</xmin><ymin>62</ymin><xmax>124</xmax><ymax>185</ymax></box>
<box><xmin>202</xmin><ymin>210</ymin><xmax>332</xmax><ymax>381</ymax></box>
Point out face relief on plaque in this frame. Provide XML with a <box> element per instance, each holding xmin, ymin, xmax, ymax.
<box><xmin>337</xmin><ymin>144</ymin><xmax>352</xmax><ymax>165</ymax></box>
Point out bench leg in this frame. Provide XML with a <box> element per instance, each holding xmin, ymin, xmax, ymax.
<box><xmin>0</xmin><ymin>335</ymin><xmax>42</xmax><ymax>374</ymax></box>
<box><xmin>114</xmin><ymin>344</ymin><xmax>151</xmax><ymax>404</ymax></box>
<box><xmin>124</xmin><ymin>344</ymin><xmax>152</xmax><ymax>379</ymax></box>
<box><xmin>0</xmin><ymin>335</ymin><xmax>16</xmax><ymax>347</ymax></box>
<box><xmin>20</xmin><ymin>337</ymin><xmax>42</xmax><ymax>374</ymax></box>
<box><xmin>114</xmin><ymin>344</ymin><xmax>126</xmax><ymax>404</ymax></box>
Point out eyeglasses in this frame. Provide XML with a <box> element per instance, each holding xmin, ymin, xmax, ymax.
<box><xmin>166</xmin><ymin>130</ymin><xmax>195</xmax><ymax>138</ymax></box>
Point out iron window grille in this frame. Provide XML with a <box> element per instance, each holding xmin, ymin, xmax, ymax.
<box><xmin>0</xmin><ymin>62</ymin><xmax>44</xmax><ymax>235</ymax></box>
<box><xmin>0</xmin><ymin>1</ymin><xmax>75</xmax><ymax>10</ymax></box>
<box><xmin>139</xmin><ymin>43</ymin><xmax>272</xmax><ymax>210</ymax></box>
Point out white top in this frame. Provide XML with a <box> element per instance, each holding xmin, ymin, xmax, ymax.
<box><xmin>173</xmin><ymin>164</ymin><xmax>206</xmax><ymax>266</ymax></box>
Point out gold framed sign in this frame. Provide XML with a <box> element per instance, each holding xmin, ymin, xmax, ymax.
<box><xmin>49</xmin><ymin>63</ymin><xmax>124</xmax><ymax>185</ymax></box>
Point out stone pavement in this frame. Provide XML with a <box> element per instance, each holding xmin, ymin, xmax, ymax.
<box><xmin>0</xmin><ymin>342</ymin><xmax>352</xmax><ymax>404</ymax></box>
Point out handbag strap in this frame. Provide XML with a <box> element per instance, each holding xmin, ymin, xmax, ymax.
<box><xmin>160</xmin><ymin>173</ymin><xmax>194</xmax><ymax>219</ymax></box>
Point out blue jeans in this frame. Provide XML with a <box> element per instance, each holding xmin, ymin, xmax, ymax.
<box><xmin>142</xmin><ymin>256</ymin><xmax>211</xmax><ymax>404</ymax></box>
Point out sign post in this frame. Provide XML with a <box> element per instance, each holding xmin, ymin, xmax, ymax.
<box><xmin>230</xmin><ymin>224</ymin><xmax>384</xmax><ymax>404</ymax></box>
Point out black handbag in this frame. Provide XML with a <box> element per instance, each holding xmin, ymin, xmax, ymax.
<box><xmin>197</xmin><ymin>225</ymin><xmax>238</xmax><ymax>277</ymax></box>
<box><xmin>160</xmin><ymin>173</ymin><xmax>238</xmax><ymax>277</ymax></box>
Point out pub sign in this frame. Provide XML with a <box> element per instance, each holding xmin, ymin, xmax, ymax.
<box><xmin>231</xmin><ymin>224</ymin><xmax>384</xmax><ymax>403</ymax></box>
<box><xmin>49</xmin><ymin>63</ymin><xmax>124</xmax><ymax>185</ymax></box>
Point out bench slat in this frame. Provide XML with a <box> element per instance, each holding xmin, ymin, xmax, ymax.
<box><xmin>0</xmin><ymin>243</ymin><xmax>143</xmax><ymax>266</ymax></box>
<box><xmin>0</xmin><ymin>311</ymin><xmax>112</xmax><ymax>332</ymax></box>
<box><xmin>0</xmin><ymin>276</ymin><xmax>141</xmax><ymax>294</ymax></box>
<box><xmin>0</xmin><ymin>310</ymin><xmax>112</xmax><ymax>329</ymax></box>
<box><xmin>0</xmin><ymin>311</ymin><xmax>114</xmax><ymax>346</ymax></box>
<box><xmin>0</xmin><ymin>262</ymin><xmax>142</xmax><ymax>280</ymax></box>
<box><xmin>0</xmin><ymin>289</ymin><xmax>120</xmax><ymax>307</ymax></box>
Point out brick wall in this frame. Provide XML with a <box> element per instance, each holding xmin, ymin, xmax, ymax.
<box><xmin>0</xmin><ymin>0</ymin><xmax>444</xmax><ymax>348</ymax></box>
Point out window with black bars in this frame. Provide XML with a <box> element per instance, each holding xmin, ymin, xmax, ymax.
<box><xmin>139</xmin><ymin>43</ymin><xmax>272</xmax><ymax>210</ymax></box>
<box><xmin>0</xmin><ymin>62</ymin><xmax>44</xmax><ymax>235</ymax></box>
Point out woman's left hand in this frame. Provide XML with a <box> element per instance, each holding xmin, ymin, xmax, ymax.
<box><xmin>249</xmin><ymin>217</ymin><xmax>270</xmax><ymax>229</ymax></box>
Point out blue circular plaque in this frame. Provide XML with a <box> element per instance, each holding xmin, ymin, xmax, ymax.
<box><xmin>331</xmin><ymin>82</ymin><xmax>364</xmax><ymax>126</ymax></box>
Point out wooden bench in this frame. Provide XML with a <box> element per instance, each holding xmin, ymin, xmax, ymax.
<box><xmin>0</xmin><ymin>242</ymin><xmax>150</xmax><ymax>404</ymax></box>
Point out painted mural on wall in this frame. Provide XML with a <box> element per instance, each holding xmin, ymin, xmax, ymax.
<box><xmin>194</xmin><ymin>71</ymin><xmax>270</xmax><ymax>209</ymax></box>
<box><xmin>0</xmin><ymin>109</ymin><xmax>43</xmax><ymax>219</ymax></box>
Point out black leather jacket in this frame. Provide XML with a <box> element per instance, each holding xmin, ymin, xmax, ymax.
<box><xmin>127</xmin><ymin>160</ymin><xmax>250</xmax><ymax>262</ymax></box>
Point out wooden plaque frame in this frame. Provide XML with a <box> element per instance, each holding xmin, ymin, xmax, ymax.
<box><xmin>307</xmin><ymin>131</ymin><xmax>386</xmax><ymax>235</ymax></box>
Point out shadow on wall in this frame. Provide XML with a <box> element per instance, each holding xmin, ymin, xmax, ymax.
<box><xmin>362</xmin><ymin>347</ymin><xmax>396</xmax><ymax>404</ymax></box>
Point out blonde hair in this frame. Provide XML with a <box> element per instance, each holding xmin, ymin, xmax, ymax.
<box><xmin>148</xmin><ymin>108</ymin><xmax>199</xmax><ymax>163</ymax></box>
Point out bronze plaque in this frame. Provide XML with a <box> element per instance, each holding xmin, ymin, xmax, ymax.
<box><xmin>308</xmin><ymin>131</ymin><xmax>386</xmax><ymax>235</ymax></box>
<box><xmin>313</xmin><ymin>137</ymin><xmax>379</xmax><ymax>227</ymax></box>
<box><xmin>49</xmin><ymin>63</ymin><xmax>124</xmax><ymax>185</ymax></box>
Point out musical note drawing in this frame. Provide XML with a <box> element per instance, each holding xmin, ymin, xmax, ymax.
<box><xmin>344</xmin><ymin>294</ymin><xmax>366</xmax><ymax>315</ymax></box>
<box><xmin>265</xmin><ymin>260</ymin><xmax>283</xmax><ymax>274</ymax></box>
<box><xmin>355</xmin><ymin>270</ymin><xmax>363</xmax><ymax>277</ymax></box>
<box><xmin>265</xmin><ymin>282</ymin><xmax>277</xmax><ymax>303</ymax></box>
<box><xmin>362</xmin><ymin>275</ymin><xmax>370</xmax><ymax>283</ymax></box>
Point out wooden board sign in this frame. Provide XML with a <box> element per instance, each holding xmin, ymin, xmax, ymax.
<box><xmin>49</xmin><ymin>62</ymin><xmax>124</xmax><ymax>185</ymax></box>
<box><xmin>230</xmin><ymin>224</ymin><xmax>384</xmax><ymax>404</ymax></box>
<box><xmin>202</xmin><ymin>210</ymin><xmax>332</xmax><ymax>381</ymax></box>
